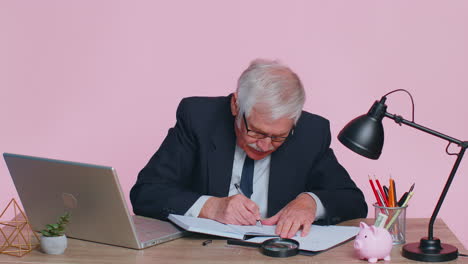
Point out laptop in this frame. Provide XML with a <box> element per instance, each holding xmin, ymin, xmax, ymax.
<box><xmin>3</xmin><ymin>152</ymin><xmax>186</xmax><ymax>249</ymax></box>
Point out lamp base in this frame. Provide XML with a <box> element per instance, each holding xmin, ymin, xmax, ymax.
<box><xmin>402</xmin><ymin>237</ymin><xmax>458</xmax><ymax>262</ymax></box>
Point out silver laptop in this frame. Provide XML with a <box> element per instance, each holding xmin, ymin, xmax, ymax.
<box><xmin>3</xmin><ymin>153</ymin><xmax>186</xmax><ymax>249</ymax></box>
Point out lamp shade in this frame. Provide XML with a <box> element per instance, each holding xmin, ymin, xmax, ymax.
<box><xmin>338</xmin><ymin>114</ymin><xmax>384</xmax><ymax>159</ymax></box>
<box><xmin>338</xmin><ymin>99</ymin><xmax>388</xmax><ymax>160</ymax></box>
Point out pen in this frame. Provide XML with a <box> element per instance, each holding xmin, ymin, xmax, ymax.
<box><xmin>383</xmin><ymin>185</ymin><xmax>389</xmax><ymax>200</ymax></box>
<box><xmin>397</xmin><ymin>183</ymin><xmax>415</xmax><ymax>207</ymax></box>
<box><xmin>397</xmin><ymin>192</ymin><xmax>408</xmax><ymax>207</ymax></box>
<box><xmin>234</xmin><ymin>183</ymin><xmax>262</xmax><ymax>227</ymax></box>
<box><xmin>385</xmin><ymin>191</ymin><xmax>414</xmax><ymax>230</ymax></box>
<box><xmin>202</xmin><ymin>239</ymin><xmax>212</xmax><ymax>246</ymax></box>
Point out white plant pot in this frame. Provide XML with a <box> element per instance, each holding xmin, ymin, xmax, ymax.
<box><xmin>40</xmin><ymin>235</ymin><xmax>67</xmax><ymax>254</ymax></box>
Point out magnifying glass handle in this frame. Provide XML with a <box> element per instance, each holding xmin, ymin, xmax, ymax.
<box><xmin>227</xmin><ymin>239</ymin><xmax>261</xmax><ymax>248</ymax></box>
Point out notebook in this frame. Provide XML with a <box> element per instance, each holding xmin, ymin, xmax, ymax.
<box><xmin>3</xmin><ymin>153</ymin><xmax>186</xmax><ymax>249</ymax></box>
<box><xmin>169</xmin><ymin>214</ymin><xmax>360</xmax><ymax>252</ymax></box>
<box><xmin>169</xmin><ymin>214</ymin><xmax>278</xmax><ymax>240</ymax></box>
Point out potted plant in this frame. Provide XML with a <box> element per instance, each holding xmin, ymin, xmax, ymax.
<box><xmin>39</xmin><ymin>212</ymin><xmax>71</xmax><ymax>254</ymax></box>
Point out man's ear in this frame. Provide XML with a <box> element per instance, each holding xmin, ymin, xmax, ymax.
<box><xmin>230</xmin><ymin>92</ymin><xmax>239</xmax><ymax>116</ymax></box>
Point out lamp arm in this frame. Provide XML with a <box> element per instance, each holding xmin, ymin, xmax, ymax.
<box><xmin>426</xmin><ymin>146</ymin><xmax>466</xmax><ymax>239</ymax></box>
<box><xmin>384</xmin><ymin>112</ymin><xmax>463</xmax><ymax>146</ymax></box>
<box><xmin>384</xmin><ymin>111</ymin><xmax>468</xmax><ymax>240</ymax></box>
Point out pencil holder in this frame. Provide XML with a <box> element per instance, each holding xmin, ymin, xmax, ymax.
<box><xmin>373</xmin><ymin>203</ymin><xmax>407</xmax><ymax>245</ymax></box>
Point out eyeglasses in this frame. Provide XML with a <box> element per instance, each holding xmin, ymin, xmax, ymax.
<box><xmin>242</xmin><ymin>114</ymin><xmax>294</xmax><ymax>142</ymax></box>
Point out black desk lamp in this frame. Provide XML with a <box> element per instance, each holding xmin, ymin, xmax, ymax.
<box><xmin>338</xmin><ymin>89</ymin><xmax>467</xmax><ymax>262</ymax></box>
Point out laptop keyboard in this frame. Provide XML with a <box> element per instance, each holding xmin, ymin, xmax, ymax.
<box><xmin>132</xmin><ymin>215</ymin><xmax>184</xmax><ymax>243</ymax></box>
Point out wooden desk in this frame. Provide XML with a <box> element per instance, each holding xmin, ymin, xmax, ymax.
<box><xmin>1</xmin><ymin>218</ymin><xmax>466</xmax><ymax>264</ymax></box>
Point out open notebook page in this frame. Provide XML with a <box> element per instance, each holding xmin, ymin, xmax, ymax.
<box><xmin>247</xmin><ymin>225</ymin><xmax>359</xmax><ymax>252</ymax></box>
<box><xmin>168</xmin><ymin>215</ymin><xmax>278</xmax><ymax>239</ymax></box>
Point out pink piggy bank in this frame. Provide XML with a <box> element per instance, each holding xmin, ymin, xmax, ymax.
<box><xmin>354</xmin><ymin>222</ymin><xmax>392</xmax><ymax>263</ymax></box>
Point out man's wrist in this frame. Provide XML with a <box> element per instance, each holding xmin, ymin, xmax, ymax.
<box><xmin>185</xmin><ymin>195</ymin><xmax>213</xmax><ymax>217</ymax></box>
<box><xmin>302</xmin><ymin>192</ymin><xmax>326</xmax><ymax>220</ymax></box>
<box><xmin>298</xmin><ymin>192</ymin><xmax>315</xmax><ymax>204</ymax></box>
<box><xmin>199</xmin><ymin>197</ymin><xmax>219</xmax><ymax>219</ymax></box>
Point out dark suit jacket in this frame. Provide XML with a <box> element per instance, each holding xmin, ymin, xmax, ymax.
<box><xmin>130</xmin><ymin>95</ymin><xmax>367</xmax><ymax>225</ymax></box>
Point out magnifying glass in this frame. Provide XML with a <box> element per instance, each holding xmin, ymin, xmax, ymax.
<box><xmin>260</xmin><ymin>238</ymin><xmax>300</xmax><ymax>258</ymax></box>
<box><xmin>227</xmin><ymin>237</ymin><xmax>300</xmax><ymax>258</ymax></box>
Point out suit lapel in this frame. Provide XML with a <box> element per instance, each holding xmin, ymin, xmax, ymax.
<box><xmin>207</xmin><ymin>114</ymin><xmax>236</xmax><ymax>197</ymax></box>
<box><xmin>267</xmin><ymin>137</ymin><xmax>295</xmax><ymax>217</ymax></box>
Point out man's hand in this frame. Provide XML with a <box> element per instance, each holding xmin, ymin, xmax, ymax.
<box><xmin>199</xmin><ymin>195</ymin><xmax>260</xmax><ymax>225</ymax></box>
<box><xmin>261</xmin><ymin>193</ymin><xmax>317</xmax><ymax>238</ymax></box>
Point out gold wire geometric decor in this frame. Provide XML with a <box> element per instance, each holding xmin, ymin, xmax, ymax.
<box><xmin>0</xmin><ymin>198</ymin><xmax>39</xmax><ymax>257</ymax></box>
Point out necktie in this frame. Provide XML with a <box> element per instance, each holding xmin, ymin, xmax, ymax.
<box><xmin>240</xmin><ymin>155</ymin><xmax>254</xmax><ymax>198</ymax></box>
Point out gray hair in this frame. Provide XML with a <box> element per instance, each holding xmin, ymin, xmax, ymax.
<box><xmin>236</xmin><ymin>59</ymin><xmax>305</xmax><ymax>127</ymax></box>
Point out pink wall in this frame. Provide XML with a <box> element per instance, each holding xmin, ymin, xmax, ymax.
<box><xmin>1</xmin><ymin>1</ymin><xmax>467</xmax><ymax>249</ymax></box>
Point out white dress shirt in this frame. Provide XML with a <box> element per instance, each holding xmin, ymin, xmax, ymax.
<box><xmin>185</xmin><ymin>145</ymin><xmax>326</xmax><ymax>219</ymax></box>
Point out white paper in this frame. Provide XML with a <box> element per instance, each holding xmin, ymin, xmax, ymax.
<box><xmin>169</xmin><ymin>214</ymin><xmax>358</xmax><ymax>252</ymax></box>
<box><xmin>247</xmin><ymin>225</ymin><xmax>359</xmax><ymax>251</ymax></box>
<box><xmin>227</xmin><ymin>223</ymin><xmax>277</xmax><ymax>236</ymax></box>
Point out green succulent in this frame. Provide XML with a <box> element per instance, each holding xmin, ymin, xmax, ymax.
<box><xmin>40</xmin><ymin>212</ymin><xmax>71</xmax><ymax>237</ymax></box>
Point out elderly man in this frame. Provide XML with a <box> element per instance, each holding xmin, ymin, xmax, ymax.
<box><xmin>130</xmin><ymin>59</ymin><xmax>367</xmax><ymax>238</ymax></box>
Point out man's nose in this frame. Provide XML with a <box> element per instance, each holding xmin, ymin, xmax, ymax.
<box><xmin>257</xmin><ymin>137</ymin><xmax>273</xmax><ymax>151</ymax></box>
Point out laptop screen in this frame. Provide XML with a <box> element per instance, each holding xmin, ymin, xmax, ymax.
<box><xmin>4</xmin><ymin>153</ymin><xmax>143</xmax><ymax>248</ymax></box>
